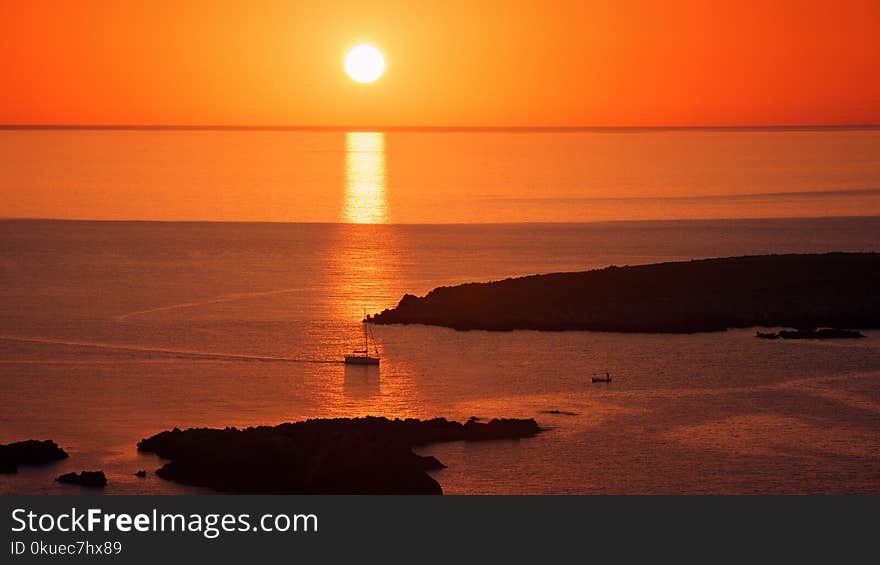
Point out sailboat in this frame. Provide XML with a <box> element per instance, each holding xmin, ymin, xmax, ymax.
<box><xmin>344</xmin><ymin>317</ymin><xmax>380</xmax><ymax>366</ymax></box>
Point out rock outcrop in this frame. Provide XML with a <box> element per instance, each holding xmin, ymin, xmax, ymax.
<box><xmin>56</xmin><ymin>471</ymin><xmax>107</xmax><ymax>487</ymax></box>
<box><xmin>0</xmin><ymin>440</ymin><xmax>68</xmax><ymax>474</ymax></box>
<box><xmin>137</xmin><ymin>416</ymin><xmax>542</xmax><ymax>494</ymax></box>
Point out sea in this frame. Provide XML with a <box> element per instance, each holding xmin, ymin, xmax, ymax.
<box><xmin>1</xmin><ymin>127</ymin><xmax>879</xmax><ymax>494</ymax></box>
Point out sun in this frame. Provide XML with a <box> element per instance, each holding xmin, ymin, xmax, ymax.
<box><xmin>344</xmin><ymin>45</ymin><xmax>385</xmax><ymax>83</ymax></box>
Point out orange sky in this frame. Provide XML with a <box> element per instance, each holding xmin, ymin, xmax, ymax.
<box><xmin>1</xmin><ymin>0</ymin><xmax>878</xmax><ymax>127</ymax></box>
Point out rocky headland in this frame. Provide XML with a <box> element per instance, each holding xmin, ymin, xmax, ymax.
<box><xmin>369</xmin><ymin>253</ymin><xmax>880</xmax><ymax>333</ymax></box>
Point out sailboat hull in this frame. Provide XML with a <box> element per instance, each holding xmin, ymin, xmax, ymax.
<box><xmin>345</xmin><ymin>355</ymin><xmax>380</xmax><ymax>366</ymax></box>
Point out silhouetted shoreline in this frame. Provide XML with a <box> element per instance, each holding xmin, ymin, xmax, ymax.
<box><xmin>137</xmin><ymin>417</ymin><xmax>542</xmax><ymax>494</ymax></box>
<box><xmin>370</xmin><ymin>253</ymin><xmax>880</xmax><ymax>333</ymax></box>
<box><xmin>0</xmin><ymin>440</ymin><xmax>68</xmax><ymax>474</ymax></box>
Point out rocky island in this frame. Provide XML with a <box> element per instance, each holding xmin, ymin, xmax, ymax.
<box><xmin>138</xmin><ymin>416</ymin><xmax>541</xmax><ymax>494</ymax></box>
<box><xmin>369</xmin><ymin>253</ymin><xmax>880</xmax><ymax>333</ymax></box>
<box><xmin>56</xmin><ymin>471</ymin><xmax>107</xmax><ymax>488</ymax></box>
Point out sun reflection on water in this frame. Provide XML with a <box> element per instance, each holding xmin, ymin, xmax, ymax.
<box><xmin>326</xmin><ymin>133</ymin><xmax>412</xmax><ymax>416</ymax></box>
<box><xmin>343</xmin><ymin>132</ymin><xmax>387</xmax><ymax>224</ymax></box>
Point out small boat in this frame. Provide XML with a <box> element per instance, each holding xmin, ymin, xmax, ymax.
<box><xmin>344</xmin><ymin>317</ymin><xmax>380</xmax><ymax>366</ymax></box>
<box><xmin>591</xmin><ymin>372</ymin><xmax>612</xmax><ymax>383</ymax></box>
<box><xmin>758</xmin><ymin>327</ymin><xmax>865</xmax><ymax>340</ymax></box>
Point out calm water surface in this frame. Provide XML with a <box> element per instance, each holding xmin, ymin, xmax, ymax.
<box><xmin>1</xmin><ymin>218</ymin><xmax>879</xmax><ymax>494</ymax></box>
<box><xmin>2</xmin><ymin>128</ymin><xmax>880</xmax><ymax>222</ymax></box>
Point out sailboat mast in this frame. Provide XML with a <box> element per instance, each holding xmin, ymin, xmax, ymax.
<box><xmin>368</xmin><ymin>323</ymin><xmax>380</xmax><ymax>357</ymax></box>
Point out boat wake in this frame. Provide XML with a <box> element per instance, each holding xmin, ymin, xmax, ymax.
<box><xmin>114</xmin><ymin>287</ymin><xmax>306</xmax><ymax>320</ymax></box>
<box><xmin>0</xmin><ymin>335</ymin><xmax>341</xmax><ymax>364</ymax></box>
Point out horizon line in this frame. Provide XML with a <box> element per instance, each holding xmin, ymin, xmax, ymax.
<box><xmin>2</xmin><ymin>215</ymin><xmax>879</xmax><ymax>227</ymax></box>
<box><xmin>1</xmin><ymin>124</ymin><xmax>879</xmax><ymax>133</ymax></box>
